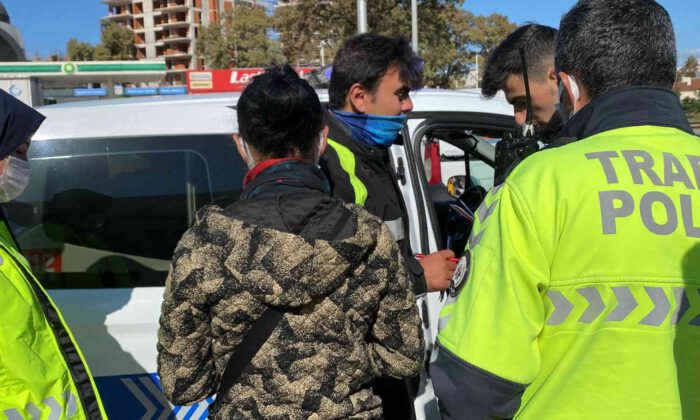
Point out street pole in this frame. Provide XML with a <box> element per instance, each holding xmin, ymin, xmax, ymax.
<box><xmin>357</xmin><ymin>0</ymin><xmax>368</xmax><ymax>33</ymax></box>
<box><xmin>475</xmin><ymin>54</ymin><xmax>479</xmax><ymax>89</ymax></box>
<box><xmin>411</xmin><ymin>0</ymin><xmax>418</xmax><ymax>52</ymax></box>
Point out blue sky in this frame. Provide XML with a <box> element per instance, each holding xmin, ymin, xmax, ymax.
<box><xmin>4</xmin><ymin>0</ymin><xmax>699</xmax><ymax>64</ymax></box>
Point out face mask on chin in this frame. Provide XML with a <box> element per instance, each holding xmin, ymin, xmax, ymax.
<box><xmin>0</xmin><ymin>155</ymin><xmax>30</xmax><ymax>203</ymax></box>
<box><xmin>556</xmin><ymin>74</ymin><xmax>581</xmax><ymax>124</ymax></box>
<box><xmin>331</xmin><ymin>109</ymin><xmax>407</xmax><ymax>147</ymax></box>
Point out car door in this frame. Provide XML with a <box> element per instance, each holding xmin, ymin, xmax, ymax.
<box><xmin>390</xmin><ymin>111</ymin><xmax>514</xmax><ymax>419</ymax></box>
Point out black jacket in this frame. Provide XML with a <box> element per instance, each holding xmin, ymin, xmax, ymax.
<box><xmin>320</xmin><ymin>110</ymin><xmax>428</xmax><ymax>297</ymax></box>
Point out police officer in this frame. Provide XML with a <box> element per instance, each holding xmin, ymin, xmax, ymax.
<box><xmin>0</xmin><ymin>91</ymin><xmax>106</xmax><ymax>419</ymax></box>
<box><xmin>431</xmin><ymin>1</ymin><xmax>700</xmax><ymax>418</ymax></box>
<box><xmin>322</xmin><ymin>33</ymin><xmax>456</xmax><ymax>418</ymax></box>
<box><xmin>481</xmin><ymin>24</ymin><xmax>562</xmax><ymax>140</ymax></box>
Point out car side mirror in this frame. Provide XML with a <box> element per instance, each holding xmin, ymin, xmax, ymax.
<box><xmin>446</xmin><ymin>175</ymin><xmax>467</xmax><ymax>199</ymax></box>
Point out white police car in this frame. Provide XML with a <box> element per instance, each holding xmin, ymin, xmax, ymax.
<box><xmin>14</xmin><ymin>90</ymin><xmax>513</xmax><ymax>419</ymax></box>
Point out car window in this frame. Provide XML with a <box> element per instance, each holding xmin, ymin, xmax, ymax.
<box><xmin>7</xmin><ymin>135</ymin><xmax>245</xmax><ymax>289</ymax></box>
<box><xmin>412</xmin><ymin>124</ymin><xmax>507</xmax><ymax>255</ymax></box>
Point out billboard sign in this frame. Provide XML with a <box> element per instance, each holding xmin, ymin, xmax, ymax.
<box><xmin>187</xmin><ymin>67</ymin><xmax>317</xmax><ymax>94</ymax></box>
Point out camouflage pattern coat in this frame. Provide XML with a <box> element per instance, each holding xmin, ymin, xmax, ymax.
<box><xmin>157</xmin><ymin>198</ymin><xmax>424</xmax><ymax>419</ymax></box>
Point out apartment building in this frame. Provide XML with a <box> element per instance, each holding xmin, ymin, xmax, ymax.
<box><xmin>103</xmin><ymin>0</ymin><xmax>267</xmax><ymax>85</ymax></box>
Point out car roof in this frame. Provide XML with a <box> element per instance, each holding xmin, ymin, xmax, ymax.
<box><xmin>32</xmin><ymin>88</ymin><xmax>513</xmax><ymax>141</ymax></box>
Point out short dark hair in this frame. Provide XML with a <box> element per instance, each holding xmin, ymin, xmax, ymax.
<box><xmin>329</xmin><ymin>33</ymin><xmax>423</xmax><ymax>109</ymax></box>
<box><xmin>556</xmin><ymin>0</ymin><xmax>676</xmax><ymax>98</ymax></box>
<box><xmin>481</xmin><ymin>24</ymin><xmax>557</xmax><ymax>98</ymax></box>
<box><xmin>237</xmin><ymin>64</ymin><xmax>323</xmax><ymax>159</ymax></box>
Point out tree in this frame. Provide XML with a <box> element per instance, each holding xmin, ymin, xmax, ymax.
<box><xmin>682</xmin><ymin>55</ymin><xmax>698</xmax><ymax>77</ymax></box>
<box><xmin>467</xmin><ymin>13</ymin><xmax>516</xmax><ymax>56</ymax></box>
<box><xmin>93</xmin><ymin>45</ymin><xmax>111</xmax><ymax>61</ymax></box>
<box><xmin>274</xmin><ymin>0</ymin><xmax>516</xmax><ymax>88</ymax></box>
<box><xmin>197</xmin><ymin>6</ymin><xmax>284</xmax><ymax>69</ymax></box>
<box><xmin>100</xmin><ymin>22</ymin><xmax>134</xmax><ymax>60</ymax></box>
<box><xmin>275</xmin><ymin>0</ymin><xmax>410</xmax><ymax>66</ymax></box>
<box><xmin>681</xmin><ymin>96</ymin><xmax>700</xmax><ymax>121</ymax></box>
<box><xmin>66</xmin><ymin>39</ymin><xmax>96</xmax><ymax>61</ymax></box>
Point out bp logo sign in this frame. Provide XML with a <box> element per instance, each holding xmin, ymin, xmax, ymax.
<box><xmin>62</xmin><ymin>62</ymin><xmax>77</xmax><ymax>74</ymax></box>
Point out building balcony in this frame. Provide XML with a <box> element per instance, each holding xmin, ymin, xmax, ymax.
<box><xmin>157</xmin><ymin>1</ymin><xmax>192</xmax><ymax>12</ymax></box>
<box><xmin>162</xmin><ymin>35</ymin><xmax>191</xmax><ymax>44</ymax></box>
<box><xmin>103</xmin><ymin>12</ymin><xmax>133</xmax><ymax>21</ymax></box>
<box><xmin>164</xmin><ymin>52</ymin><xmax>192</xmax><ymax>58</ymax></box>
<box><xmin>101</xmin><ymin>0</ymin><xmax>132</xmax><ymax>5</ymax></box>
<box><xmin>160</xmin><ymin>48</ymin><xmax>192</xmax><ymax>58</ymax></box>
<box><xmin>158</xmin><ymin>20</ymin><xmax>190</xmax><ymax>29</ymax></box>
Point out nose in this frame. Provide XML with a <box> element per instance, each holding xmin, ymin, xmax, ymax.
<box><xmin>401</xmin><ymin>96</ymin><xmax>414</xmax><ymax>113</ymax></box>
<box><xmin>514</xmin><ymin>110</ymin><xmax>527</xmax><ymax>126</ymax></box>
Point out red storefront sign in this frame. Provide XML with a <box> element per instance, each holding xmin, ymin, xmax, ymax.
<box><xmin>187</xmin><ymin>67</ymin><xmax>318</xmax><ymax>94</ymax></box>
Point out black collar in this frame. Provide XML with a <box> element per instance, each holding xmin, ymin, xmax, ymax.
<box><xmin>242</xmin><ymin>160</ymin><xmax>331</xmax><ymax>200</ymax></box>
<box><xmin>539</xmin><ymin>110</ymin><xmax>564</xmax><ymax>142</ymax></box>
<box><xmin>561</xmin><ymin>86</ymin><xmax>694</xmax><ymax>140</ymax></box>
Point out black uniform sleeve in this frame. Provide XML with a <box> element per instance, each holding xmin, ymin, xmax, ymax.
<box><xmin>430</xmin><ymin>344</ymin><xmax>526</xmax><ymax>419</ymax></box>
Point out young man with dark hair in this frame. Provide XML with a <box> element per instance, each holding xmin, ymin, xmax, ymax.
<box><xmin>158</xmin><ymin>65</ymin><xmax>424</xmax><ymax>419</ymax></box>
<box><xmin>322</xmin><ymin>32</ymin><xmax>456</xmax><ymax>419</ymax></box>
<box><xmin>481</xmin><ymin>23</ymin><xmax>561</xmax><ymax>139</ymax></box>
<box><xmin>432</xmin><ymin>1</ymin><xmax>699</xmax><ymax>418</ymax></box>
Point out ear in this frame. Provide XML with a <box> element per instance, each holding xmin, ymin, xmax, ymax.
<box><xmin>233</xmin><ymin>134</ymin><xmax>249</xmax><ymax>163</ymax></box>
<box><xmin>319</xmin><ymin>125</ymin><xmax>329</xmax><ymax>157</ymax></box>
<box><xmin>346</xmin><ymin>82</ymin><xmax>369</xmax><ymax>113</ymax></box>
<box><xmin>557</xmin><ymin>71</ymin><xmax>578</xmax><ymax>113</ymax></box>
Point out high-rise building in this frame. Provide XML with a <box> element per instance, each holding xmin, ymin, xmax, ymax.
<box><xmin>0</xmin><ymin>1</ymin><xmax>26</xmax><ymax>61</ymax></box>
<box><xmin>102</xmin><ymin>0</ymin><xmax>268</xmax><ymax>85</ymax></box>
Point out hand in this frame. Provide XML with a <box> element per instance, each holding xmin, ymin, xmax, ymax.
<box><xmin>419</xmin><ymin>249</ymin><xmax>458</xmax><ymax>292</ymax></box>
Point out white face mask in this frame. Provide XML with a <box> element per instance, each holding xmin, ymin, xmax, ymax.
<box><xmin>556</xmin><ymin>74</ymin><xmax>581</xmax><ymax>123</ymax></box>
<box><xmin>241</xmin><ymin>139</ymin><xmax>257</xmax><ymax>169</ymax></box>
<box><xmin>314</xmin><ymin>131</ymin><xmax>325</xmax><ymax>164</ymax></box>
<box><xmin>0</xmin><ymin>156</ymin><xmax>30</xmax><ymax>202</ymax></box>
<box><xmin>242</xmin><ymin>133</ymin><xmax>326</xmax><ymax>169</ymax></box>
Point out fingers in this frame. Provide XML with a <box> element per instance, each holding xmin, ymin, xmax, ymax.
<box><xmin>436</xmin><ymin>249</ymin><xmax>456</xmax><ymax>258</ymax></box>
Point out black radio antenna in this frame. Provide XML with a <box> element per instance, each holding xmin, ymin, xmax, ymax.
<box><xmin>519</xmin><ymin>46</ymin><xmax>535</xmax><ymax>137</ymax></box>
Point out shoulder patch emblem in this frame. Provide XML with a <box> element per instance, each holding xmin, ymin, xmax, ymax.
<box><xmin>449</xmin><ymin>251</ymin><xmax>471</xmax><ymax>298</ymax></box>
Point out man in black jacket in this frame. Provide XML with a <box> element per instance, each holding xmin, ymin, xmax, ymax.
<box><xmin>321</xmin><ymin>33</ymin><xmax>456</xmax><ymax>418</ymax></box>
<box><xmin>481</xmin><ymin>24</ymin><xmax>563</xmax><ymax>141</ymax></box>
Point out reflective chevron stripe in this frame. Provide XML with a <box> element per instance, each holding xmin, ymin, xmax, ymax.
<box><xmin>577</xmin><ymin>288</ymin><xmax>606</xmax><ymax>323</ymax></box>
<box><xmin>477</xmin><ymin>199</ymin><xmax>499</xmax><ymax>223</ymax></box>
<box><xmin>671</xmin><ymin>287</ymin><xmax>690</xmax><ymax>324</ymax></box>
<box><xmin>468</xmin><ymin>229</ymin><xmax>485</xmax><ymax>248</ymax></box>
<box><xmin>606</xmin><ymin>286</ymin><xmax>638</xmax><ymax>321</ymax></box>
<box><xmin>546</xmin><ymin>291</ymin><xmax>573</xmax><ymax>326</ymax></box>
<box><xmin>640</xmin><ymin>287</ymin><xmax>671</xmax><ymax>326</ymax></box>
<box><xmin>692</xmin><ymin>289</ymin><xmax>700</xmax><ymax>326</ymax></box>
<box><xmin>546</xmin><ymin>286</ymin><xmax>700</xmax><ymax>327</ymax></box>
<box><xmin>3</xmin><ymin>392</ymin><xmax>78</xmax><ymax>420</ymax></box>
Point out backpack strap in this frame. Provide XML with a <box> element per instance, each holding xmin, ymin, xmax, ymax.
<box><xmin>215</xmin><ymin>306</ymin><xmax>285</xmax><ymax>405</ymax></box>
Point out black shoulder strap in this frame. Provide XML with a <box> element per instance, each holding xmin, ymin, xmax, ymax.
<box><xmin>216</xmin><ymin>306</ymin><xmax>285</xmax><ymax>402</ymax></box>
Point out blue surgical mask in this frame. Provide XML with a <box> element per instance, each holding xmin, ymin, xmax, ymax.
<box><xmin>331</xmin><ymin>109</ymin><xmax>407</xmax><ymax>148</ymax></box>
